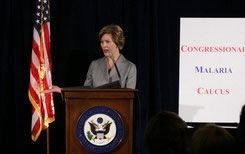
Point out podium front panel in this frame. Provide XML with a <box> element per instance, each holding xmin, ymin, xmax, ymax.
<box><xmin>63</xmin><ymin>89</ymin><xmax>136</xmax><ymax>154</ymax></box>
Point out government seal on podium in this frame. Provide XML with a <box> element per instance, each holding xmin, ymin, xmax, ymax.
<box><xmin>76</xmin><ymin>106</ymin><xmax>124</xmax><ymax>153</ymax></box>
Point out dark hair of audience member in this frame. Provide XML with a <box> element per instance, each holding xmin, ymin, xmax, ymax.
<box><xmin>237</xmin><ymin>104</ymin><xmax>245</xmax><ymax>153</ymax></box>
<box><xmin>191</xmin><ymin>123</ymin><xmax>235</xmax><ymax>154</ymax></box>
<box><xmin>144</xmin><ymin>111</ymin><xmax>189</xmax><ymax>154</ymax></box>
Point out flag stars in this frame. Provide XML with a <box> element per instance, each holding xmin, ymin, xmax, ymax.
<box><xmin>34</xmin><ymin>0</ymin><xmax>50</xmax><ymax>30</ymax></box>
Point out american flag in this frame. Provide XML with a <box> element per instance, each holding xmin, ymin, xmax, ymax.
<box><xmin>28</xmin><ymin>0</ymin><xmax>55</xmax><ymax>141</ymax></box>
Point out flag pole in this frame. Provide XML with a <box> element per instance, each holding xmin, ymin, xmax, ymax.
<box><xmin>47</xmin><ymin>127</ymin><xmax>50</xmax><ymax>154</ymax></box>
<box><xmin>40</xmin><ymin>0</ymin><xmax>50</xmax><ymax>153</ymax></box>
<box><xmin>46</xmin><ymin>1</ymin><xmax>51</xmax><ymax>153</ymax></box>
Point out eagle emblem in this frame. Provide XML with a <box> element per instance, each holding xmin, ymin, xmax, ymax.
<box><xmin>85</xmin><ymin>117</ymin><xmax>115</xmax><ymax>145</ymax></box>
<box><xmin>87</xmin><ymin>118</ymin><xmax>112</xmax><ymax>140</ymax></box>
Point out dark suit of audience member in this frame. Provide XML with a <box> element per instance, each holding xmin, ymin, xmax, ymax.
<box><xmin>144</xmin><ymin>111</ymin><xmax>189</xmax><ymax>154</ymax></box>
<box><xmin>191</xmin><ymin>124</ymin><xmax>235</xmax><ymax>154</ymax></box>
<box><xmin>237</xmin><ymin>104</ymin><xmax>245</xmax><ymax>154</ymax></box>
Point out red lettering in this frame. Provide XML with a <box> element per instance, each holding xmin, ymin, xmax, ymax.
<box><xmin>197</xmin><ymin>87</ymin><xmax>230</xmax><ymax>95</ymax></box>
<box><xmin>197</xmin><ymin>87</ymin><xmax>203</xmax><ymax>94</ymax></box>
<box><xmin>181</xmin><ymin>45</ymin><xmax>187</xmax><ymax>52</ymax></box>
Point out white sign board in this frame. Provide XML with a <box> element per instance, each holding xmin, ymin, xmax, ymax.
<box><xmin>179</xmin><ymin>18</ymin><xmax>245</xmax><ymax>123</ymax></box>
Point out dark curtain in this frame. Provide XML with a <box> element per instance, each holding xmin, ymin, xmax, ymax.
<box><xmin>1</xmin><ymin>0</ymin><xmax>244</xmax><ymax>153</ymax></box>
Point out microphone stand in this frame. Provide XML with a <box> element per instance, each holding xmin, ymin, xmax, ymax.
<box><xmin>109</xmin><ymin>50</ymin><xmax>121</xmax><ymax>86</ymax></box>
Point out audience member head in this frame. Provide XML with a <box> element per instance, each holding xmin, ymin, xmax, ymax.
<box><xmin>144</xmin><ymin>111</ymin><xmax>188</xmax><ymax>154</ymax></box>
<box><xmin>237</xmin><ymin>104</ymin><xmax>245</xmax><ymax>153</ymax></box>
<box><xmin>238</xmin><ymin>104</ymin><xmax>245</xmax><ymax>136</ymax></box>
<box><xmin>191</xmin><ymin>123</ymin><xmax>235</xmax><ymax>154</ymax></box>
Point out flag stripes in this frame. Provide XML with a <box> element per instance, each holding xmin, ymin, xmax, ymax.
<box><xmin>28</xmin><ymin>0</ymin><xmax>55</xmax><ymax>141</ymax></box>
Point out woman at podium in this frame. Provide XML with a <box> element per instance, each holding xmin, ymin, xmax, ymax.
<box><xmin>84</xmin><ymin>24</ymin><xmax>137</xmax><ymax>89</ymax></box>
<box><xmin>46</xmin><ymin>24</ymin><xmax>137</xmax><ymax>93</ymax></box>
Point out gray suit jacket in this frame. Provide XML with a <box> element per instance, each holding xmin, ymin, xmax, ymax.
<box><xmin>84</xmin><ymin>54</ymin><xmax>137</xmax><ymax>89</ymax></box>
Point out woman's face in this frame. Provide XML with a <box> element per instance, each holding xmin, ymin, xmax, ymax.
<box><xmin>100</xmin><ymin>33</ymin><xmax>119</xmax><ymax>57</ymax></box>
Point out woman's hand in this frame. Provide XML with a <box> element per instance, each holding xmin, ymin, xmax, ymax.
<box><xmin>44</xmin><ymin>85</ymin><xmax>61</xmax><ymax>93</ymax></box>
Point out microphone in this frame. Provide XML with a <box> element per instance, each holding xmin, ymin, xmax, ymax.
<box><xmin>108</xmin><ymin>50</ymin><xmax>121</xmax><ymax>85</ymax></box>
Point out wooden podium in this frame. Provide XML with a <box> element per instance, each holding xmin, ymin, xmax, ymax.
<box><xmin>62</xmin><ymin>88</ymin><xmax>137</xmax><ymax>154</ymax></box>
